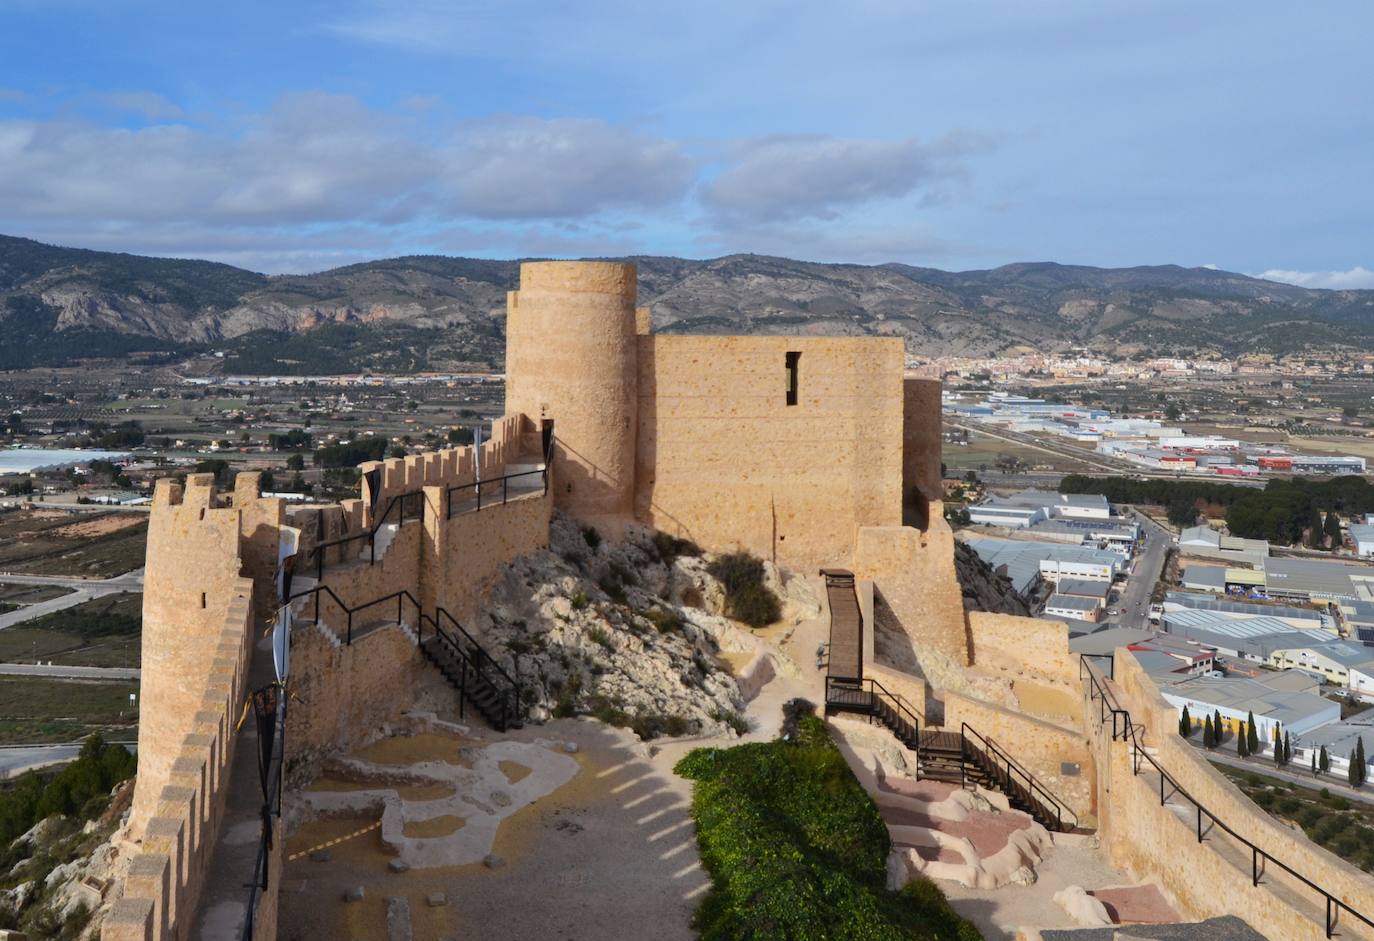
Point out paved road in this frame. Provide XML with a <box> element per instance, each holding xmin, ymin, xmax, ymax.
<box><xmin>1103</xmin><ymin>510</ymin><xmax>1173</xmax><ymax>631</ymax></box>
<box><xmin>0</xmin><ymin>741</ymin><xmax>138</xmax><ymax>778</ymax></box>
<box><xmin>0</xmin><ymin>663</ymin><xmax>139</xmax><ymax>680</ymax></box>
<box><xmin>1195</xmin><ymin>743</ymin><xmax>1374</xmax><ymax>809</ymax></box>
<box><xmin>0</xmin><ymin>569</ymin><xmax>144</xmax><ymax>631</ymax></box>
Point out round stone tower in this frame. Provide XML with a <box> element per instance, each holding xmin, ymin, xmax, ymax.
<box><xmin>505</xmin><ymin>261</ymin><xmax>639</xmax><ymax>525</ymax></box>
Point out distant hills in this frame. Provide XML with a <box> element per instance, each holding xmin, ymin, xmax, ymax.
<box><xmin>3</xmin><ymin>233</ymin><xmax>1373</xmax><ymax>372</ymax></box>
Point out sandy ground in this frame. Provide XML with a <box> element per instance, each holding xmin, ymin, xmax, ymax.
<box><xmin>46</xmin><ymin>513</ymin><xmax>145</xmax><ymax>539</ymax></box>
<box><xmin>279</xmin><ymin>718</ymin><xmax>715</xmax><ymax>941</ymax></box>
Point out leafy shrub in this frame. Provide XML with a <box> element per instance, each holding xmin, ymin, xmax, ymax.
<box><xmin>582</xmin><ymin>526</ymin><xmax>602</xmax><ymax>549</ymax></box>
<box><xmin>652</xmin><ymin>531</ymin><xmax>702</xmax><ymax>565</ymax></box>
<box><xmin>676</xmin><ymin>715</ymin><xmax>982</xmax><ymax>940</ymax></box>
<box><xmin>570</xmin><ymin>589</ymin><xmax>589</xmax><ymax>611</ymax></box>
<box><xmin>598</xmin><ymin>577</ymin><xmax>628</xmax><ymax>605</ymax></box>
<box><xmin>0</xmin><ymin>735</ymin><xmax>136</xmax><ymax>846</ymax></box>
<box><xmin>586</xmin><ymin>625</ymin><xmax>614</xmax><ymax>651</ymax></box>
<box><xmin>706</xmin><ymin>552</ymin><xmax>782</xmax><ymax>627</ymax></box>
<box><xmin>710</xmin><ymin>709</ymin><xmax>750</xmax><ymax>736</ymax></box>
<box><xmin>632</xmin><ymin>713</ymin><xmax>695</xmax><ymax>741</ymax></box>
<box><xmin>643</xmin><ymin>607</ymin><xmax>683</xmax><ymax>633</ymax></box>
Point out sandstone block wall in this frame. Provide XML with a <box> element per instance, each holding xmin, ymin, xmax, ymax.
<box><xmin>967</xmin><ymin>611</ymin><xmax>1078</xmax><ymax>694</ymax></box>
<box><xmin>131</xmin><ymin>475</ymin><xmax>279</xmax><ymax>837</ymax></box>
<box><xmin>854</xmin><ymin>519</ymin><xmax>968</xmax><ymax>665</ymax></box>
<box><xmin>1090</xmin><ymin>651</ymin><xmax>1374</xmax><ymax>939</ymax></box>
<box><xmin>105</xmin><ymin>577</ymin><xmax>256</xmax><ymax>941</ymax></box>
<box><xmin>902</xmin><ymin>374</ymin><xmax>943</xmax><ymax>528</ymax></box>
<box><xmin>635</xmin><ymin>334</ymin><xmax>905</xmax><ymax>570</ymax></box>
<box><xmin>506</xmin><ymin>261</ymin><xmax>638</xmax><ymax>527</ymax></box>
<box><xmin>943</xmin><ymin>690</ymin><xmax>1094</xmax><ymax>820</ymax></box>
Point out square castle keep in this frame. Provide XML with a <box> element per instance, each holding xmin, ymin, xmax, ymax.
<box><xmin>105</xmin><ymin>261</ymin><xmax>1374</xmax><ymax>941</ymax></box>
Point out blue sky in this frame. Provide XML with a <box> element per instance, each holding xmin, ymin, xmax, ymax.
<box><xmin>1</xmin><ymin>0</ymin><xmax>1370</xmax><ymax>284</ymax></box>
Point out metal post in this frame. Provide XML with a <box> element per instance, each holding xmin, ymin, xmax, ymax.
<box><xmin>1196</xmin><ymin>804</ymin><xmax>1203</xmax><ymax>842</ymax></box>
<box><xmin>1252</xmin><ymin>847</ymin><xmax>1259</xmax><ymax>886</ymax></box>
<box><xmin>347</xmin><ymin>611</ymin><xmax>353</xmax><ymax>646</ymax></box>
<box><xmin>503</xmin><ymin>476</ymin><xmax>508</xmax><ymax>504</ymax></box>
<box><xmin>1326</xmin><ymin>897</ymin><xmax>1333</xmax><ymax>938</ymax></box>
<box><xmin>397</xmin><ymin>594</ymin><xmax>402</xmax><ymax>625</ymax></box>
<box><xmin>477</xmin><ymin>482</ymin><xmax>482</xmax><ymax>511</ymax></box>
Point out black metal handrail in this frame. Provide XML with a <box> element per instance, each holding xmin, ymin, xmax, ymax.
<box><xmin>825</xmin><ymin>676</ymin><xmax>922</xmax><ymax>740</ymax></box>
<box><xmin>287</xmin><ymin>583</ymin><xmax>421</xmax><ymax>646</ymax></box>
<box><xmin>960</xmin><ymin>722</ymin><xmax>1079</xmax><ymax>833</ymax></box>
<box><xmin>418</xmin><ymin>607</ymin><xmax>522</xmax><ymax>729</ymax></box>
<box><xmin>1080</xmin><ymin>655</ymin><xmax>1134</xmax><ymax>741</ymax></box>
<box><xmin>444</xmin><ymin>432</ymin><xmax>555</xmax><ymax>520</ymax></box>
<box><xmin>1079</xmin><ymin>654</ymin><xmax>1374</xmax><ymax>938</ymax></box>
<box><xmin>240</xmin><ymin>686</ymin><xmax>286</xmax><ymax>941</ymax></box>
<box><xmin>307</xmin><ymin>489</ymin><xmax>426</xmax><ymax>580</ymax></box>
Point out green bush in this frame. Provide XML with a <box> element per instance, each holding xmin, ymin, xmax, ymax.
<box><xmin>0</xmin><ymin>735</ymin><xmax>136</xmax><ymax>846</ymax></box>
<box><xmin>582</xmin><ymin>526</ymin><xmax>602</xmax><ymax>549</ymax></box>
<box><xmin>652</xmin><ymin>531</ymin><xmax>702</xmax><ymax>565</ymax></box>
<box><xmin>676</xmin><ymin>715</ymin><xmax>983</xmax><ymax>940</ymax></box>
<box><xmin>706</xmin><ymin>552</ymin><xmax>782</xmax><ymax>627</ymax></box>
<box><xmin>643</xmin><ymin>607</ymin><xmax>683</xmax><ymax>633</ymax></box>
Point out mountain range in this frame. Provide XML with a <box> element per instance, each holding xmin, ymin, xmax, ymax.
<box><xmin>3</xmin><ymin>233</ymin><xmax>1373</xmax><ymax>373</ymax></box>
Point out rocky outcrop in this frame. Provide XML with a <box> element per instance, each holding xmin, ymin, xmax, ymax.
<box><xmin>954</xmin><ymin>540</ymin><xmax>1033</xmax><ymax>616</ymax></box>
<box><xmin>469</xmin><ymin>514</ymin><xmax>815</xmax><ymax>739</ymax></box>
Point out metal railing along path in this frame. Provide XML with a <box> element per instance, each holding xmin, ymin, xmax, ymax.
<box><xmin>959</xmin><ymin>722</ymin><xmax>1079</xmax><ymax>833</ymax></box>
<box><xmin>287</xmin><ymin>584</ymin><xmax>422</xmax><ymax>646</ymax></box>
<box><xmin>1079</xmin><ymin>654</ymin><xmax>1373</xmax><ymax>938</ymax></box>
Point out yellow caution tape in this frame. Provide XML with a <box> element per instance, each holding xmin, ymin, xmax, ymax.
<box><xmin>287</xmin><ymin>820</ymin><xmax>381</xmax><ymax>861</ymax></box>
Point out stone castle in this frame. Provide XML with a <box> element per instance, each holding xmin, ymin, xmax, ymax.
<box><xmin>99</xmin><ymin>262</ymin><xmax>1374</xmax><ymax>941</ymax></box>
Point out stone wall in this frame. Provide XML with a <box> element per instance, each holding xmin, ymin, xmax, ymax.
<box><xmin>902</xmin><ymin>374</ymin><xmax>943</xmax><ymax>526</ymax></box>
<box><xmin>505</xmin><ymin>261</ymin><xmax>638</xmax><ymax>528</ymax></box>
<box><xmin>285</xmin><ymin>624</ymin><xmax>426</xmax><ymax>775</ymax></box>
<box><xmin>104</xmin><ymin>577</ymin><xmax>257</xmax><ymax>941</ymax></box>
<box><xmin>130</xmin><ymin>474</ymin><xmax>282</xmax><ymax>837</ymax></box>
<box><xmin>1091</xmin><ymin>651</ymin><xmax>1374</xmax><ymax>939</ymax></box>
<box><xmin>967</xmin><ymin>611</ymin><xmax>1078</xmax><ymax>694</ymax></box>
<box><xmin>634</xmin><ymin>334</ymin><xmax>906</xmax><ymax>570</ymax></box>
<box><xmin>942</xmin><ymin>690</ymin><xmax>1095</xmax><ymax>821</ymax></box>
<box><xmin>854</xmin><ymin>518</ymin><xmax>969</xmax><ymax>666</ymax></box>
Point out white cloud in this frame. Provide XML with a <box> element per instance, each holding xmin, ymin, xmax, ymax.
<box><xmin>700</xmin><ymin>133</ymin><xmax>991</xmax><ymax>225</ymax></box>
<box><xmin>0</xmin><ymin>95</ymin><xmax>697</xmax><ymax>231</ymax></box>
<box><xmin>1255</xmin><ymin>266</ymin><xmax>1374</xmax><ymax>290</ymax></box>
<box><xmin>94</xmin><ymin>91</ymin><xmax>185</xmax><ymax>121</ymax></box>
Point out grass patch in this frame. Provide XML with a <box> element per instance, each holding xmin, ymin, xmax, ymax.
<box><xmin>643</xmin><ymin>606</ymin><xmax>683</xmax><ymax>633</ymax></box>
<box><xmin>586</xmin><ymin>625</ymin><xmax>614</xmax><ymax>651</ymax></box>
<box><xmin>0</xmin><ymin>677</ymin><xmax>139</xmax><ymax>746</ymax></box>
<box><xmin>676</xmin><ymin>714</ymin><xmax>981</xmax><ymax>940</ymax></box>
<box><xmin>706</xmin><ymin>551</ymin><xmax>782</xmax><ymax>627</ymax></box>
<box><xmin>0</xmin><ymin>593</ymin><xmax>142</xmax><ymax>668</ymax></box>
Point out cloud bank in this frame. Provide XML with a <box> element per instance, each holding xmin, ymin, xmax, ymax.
<box><xmin>0</xmin><ymin>91</ymin><xmax>988</xmax><ymax>272</ymax></box>
<box><xmin>1256</xmin><ymin>267</ymin><xmax>1374</xmax><ymax>290</ymax></box>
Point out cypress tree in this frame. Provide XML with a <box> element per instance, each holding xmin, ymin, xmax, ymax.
<box><xmin>1180</xmin><ymin>705</ymin><xmax>1191</xmax><ymax>737</ymax></box>
<box><xmin>1307</xmin><ymin>507</ymin><xmax>1324</xmax><ymax>547</ymax></box>
<box><xmin>1246</xmin><ymin>711</ymin><xmax>1259</xmax><ymax>755</ymax></box>
<box><xmin>1204</xmin><ymin>715</ymin><xmax>1215</xmax><ymax>748</ymax></box>
<box><xmin>1284</xmin><ymin>731</ymin><xmax>1292</xmax><ymax>766</ymax></box>
<box><xmin>1320</xmin><ymin>745</ymin><xmax>1330</xmax><ymax>773</ymax></box>
<box><xmin>1350</xmin><ymin>741</ymin><xmax>1361</xmax><ymax>787</ymax></box>
<box><xmin>1273</xmin><ymin>728</ymin><xmax>1283</xmax><ymax>766</ymax></box>
<box><xmin>1238</xmin><ymin>720</ymin><xmax>1248</xmax><ymax>757</ymax></box>
<box><xmin>1214</xmin><ymin>710</ymin><xmax>1223</xmax><ymax>744</ymax></box>
<box><xmin>1311</xmin><ymin>749</ymin><xmax>1318</xmax><ymax>775</ymax></box>
<box><xmin>1325</xmin><ymin>510</ymin><xmax>1342</xmax><ymax>544</ymax></box>
<box><xmin>1358</xmin><ymin>737</ymin><xmax>1368</xmax><ymax>787</ymax></box>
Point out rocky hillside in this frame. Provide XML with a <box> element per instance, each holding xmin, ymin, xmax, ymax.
<box><xmin>471</xmin><ymin>514</ymin><xmax>818</xmax><ymax>737</ymax></box>
<box><xmin>5</xmin><ymin>232</ymin><xmax>1374</xmax><ymax>369</ymax></box>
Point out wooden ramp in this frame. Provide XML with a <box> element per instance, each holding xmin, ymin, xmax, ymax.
<box><xmin>822</xmin><ymin>568</ymin><xmax>863</xmax><ymax>682</ymax></box>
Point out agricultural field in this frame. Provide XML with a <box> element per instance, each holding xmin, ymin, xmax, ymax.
<box><xmin>1216</xmin><ymin>763</ymin><xmax>1374</xmax><ymax>872</ymax></box>
<box><xmin>0</xmin><ymin>676</ymin><xmax>139</xmax><ymax>746</ymax></box>
<box><xmin>941</xmin><ymin>430</ymin><xmax>1100</xmax><ymax>474</ymax></box>
<box><xmin>0</xmin><ymin>592</ymin><xmax>142</xmax><ymax>668</ymax></box>
<box><xmin>0</xmin><ymin>509</ymin><xmax>147</xmax><ymax>577</ymax></box>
